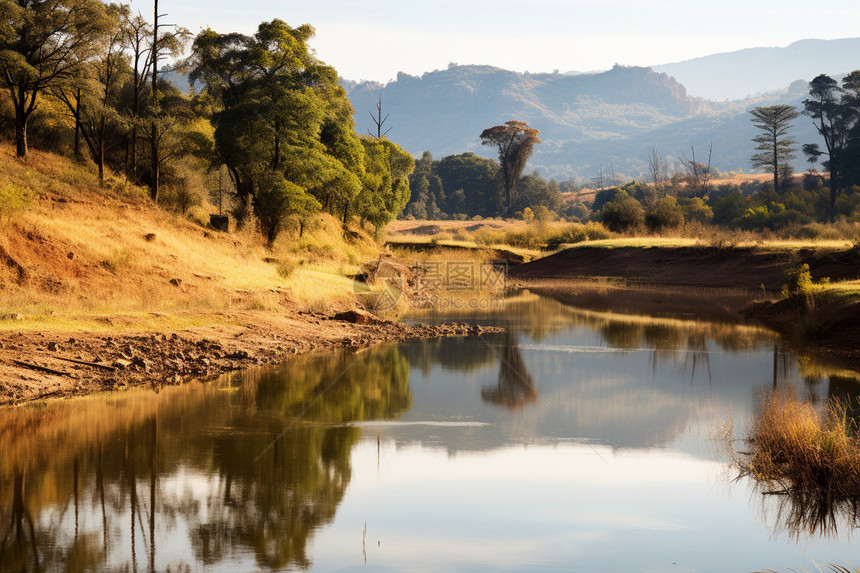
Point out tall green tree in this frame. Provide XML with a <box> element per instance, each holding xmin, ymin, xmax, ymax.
<box><xmin>0</xmin><ymin>0</ymin><xmax>111</xmax><ymax>157</ymax></box>
<box><xmin>189</xmin><ymin>20</ymin><xmax>411</xmax><ymax>243</ymax></box>
<box><xmin>749</xmin><ymin>105</ymin><xmax>799</xmax><ymax>195</ymax></box>
<box><xmin>53</xmin><ymin>2</ymin><xmax>129</xmax><ymax>182</ymax></box>
<box><xmin>841</xmin><ymin>71</ymin><xmax>860</xmax><ymax>190</ymax></box>
<box><xmin>356</xmin><ymin>136</ymin><xmax>413</xmax><ymax>229</ymax></box>
<box><xmin>435</xmin><ymin>152</ymin><xmax>499</xmax><ymax>217</ymax></box>
<box><xmin>479</xmin><ymin>120</ymin><xmax>540</xmax><ymax>212</ymax></box>
<box><xmin>803</xmin><ymin>74</ymin><xmax>850</xmax><ymax>221</ymax></box>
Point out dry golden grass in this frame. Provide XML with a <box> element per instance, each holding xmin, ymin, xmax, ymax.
<box><xmin>734</xmin><ymin>391</ymin><xmax>860</xmax><ymax>539</ymax></box>
<box><xmin>0</xmin><ymin>143</ymin><xmax>382</xmax><ymax>329</ymax></box>
<box><xmin>744</xmin><ymin>393</ymin><xmax>860</xmax><ymax>494</ymax></box>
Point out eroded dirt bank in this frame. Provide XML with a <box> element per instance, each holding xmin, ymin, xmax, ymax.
<box><xmin>510</xmin><ymin>245</ymin><xmax>860</xmax><ymax>289</ymax></box>
<box><xmin>0</xmin><ymin>309</ymin><xmax>499</xmax><ymax>406</ymax></box>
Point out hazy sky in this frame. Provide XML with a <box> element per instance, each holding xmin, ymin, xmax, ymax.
<box><xmin>130</xmin><ymin>0</ymin><xmax>860</xmax><ymax>82</ymax></box>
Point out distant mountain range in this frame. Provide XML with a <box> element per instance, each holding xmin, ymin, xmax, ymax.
<box><xmin>653</xmin><ymin>38</ymin><xmax>860</xmax><ymax>101</ymax></box>
<box><xmin>342</xmin><ymin>39</ymin><xmax>860</xmax><ymax>181</ymax></box>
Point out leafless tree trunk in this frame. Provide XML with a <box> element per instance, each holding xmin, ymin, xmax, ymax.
<box><xmin>150</xmin><ymin>0</ymin><xmax>160</xmax><ymax>202</ymax></box>
<box><xmin>368</xmin><ymin>94</ymin><xmax>391</xmax><ymax>139</ymax></box>
<box><xmin>681</xmin><ymin>144</ymin><xmax>712</xmax><ymax>197</ymax></box>
<box><xmin>648</xmin><ymin>146</ymin><xmax>668</xmax><ymax>195</ymax></box>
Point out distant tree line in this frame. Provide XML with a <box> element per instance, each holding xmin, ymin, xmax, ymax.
<box><xmin>403</xmin><ymin>150</ymin><xmax>587</xmax><ymax>221</ymax></box>
<box><xmin>588</xmin><ymin>72</ymin><xmax>860</xmax><ymax>235</ymax></box>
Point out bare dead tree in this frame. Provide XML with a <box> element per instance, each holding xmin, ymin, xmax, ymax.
<box><xmin>648</xmin><ymin>146</ymin><xmax>668</xmax><ymax>195</ymax></box>
<box><xmin>368</xmin><ymin>94</ymin><xmax>392</xmax><ymax>139</ymax></box>
<box><xmin>594</xmin><ymin>163</ymin><xmax>605</xmax><ymax>191</ymax></box>
<box><xmin>123</xmin><ymin>11</ymin><xmax>153</xmax><ymax>180</ymax></box>
<box><xmin>147</xmin><ymin>0</ymin><xmax>190</xmax><ymax>202</ymax></box>
<box><xmin>681</xmin><ymin>143</ymin><xmax>713</xmax><ymax>197</ymax></box>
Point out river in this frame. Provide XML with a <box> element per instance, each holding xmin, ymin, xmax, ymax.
<box><xmin>1</xmin><ymin>291</ymin><xmax>858</xmax><ymax>572</ymax></box>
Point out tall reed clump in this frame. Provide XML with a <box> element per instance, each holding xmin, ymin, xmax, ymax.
<box><xmin>735</xmin><ymin>393</ymin><xmax>860</xmax><ymax>539</ymax></box>
<box><xmin>740</xmin><ymin>393</ymin><xmax>860</xmax><ymax>498</ymax></box>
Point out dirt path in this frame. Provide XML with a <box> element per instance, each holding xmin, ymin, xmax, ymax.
<box><xmin>0</xmin><ymin>309</ymin><xmax>498</xmax><ymax>406</ymax></box>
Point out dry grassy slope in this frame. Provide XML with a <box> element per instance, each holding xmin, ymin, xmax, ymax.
<box><xmin>0</xmin><ymin>144</ymin><xmax>375</xmax><ymax>326</ymax></box>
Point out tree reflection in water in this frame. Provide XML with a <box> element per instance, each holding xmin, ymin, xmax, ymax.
<box><xmin>481</xmin><ymin>331</ymin><xmax>538</xmax><ymax>409</ymax></box>
<box><xmin>0</xmin><ymin>346</ymin><xmax>411</xmax><ymax>572</ymax></box>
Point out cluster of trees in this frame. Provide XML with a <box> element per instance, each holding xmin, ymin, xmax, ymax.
<box><xmin>402</xmin><ymin>119</ymin><xmax>587</xmax><ymax>221</ymax></box>
<box><xmin>591</xmin><ymin>173</ymin><xmax>860</xmax><ymax>235</ymax></box>
<box><xmin>0</xmin><ymin>1</ymin><xmax>413</xmax><ymax>245</ymax></box>
<box><xmin>746</xmin><ymin>72</ymin><xmax>860</xmax><ymax>222</ymax></box>
<box><xmin>403</xmin><ymin>150</ymin><xmax>587</xmax><ymax>221</ymax></box>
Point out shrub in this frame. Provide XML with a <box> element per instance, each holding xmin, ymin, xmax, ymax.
<box><xmin>546</xmin><ymin>222</ymin><xmax>612</xmax><ymax>249</ymax></box>
<box><xmin>645</xmin><ymin>196</ymin><xmax>684</xmax><ymax>232</ymax></box>
<box><xmin>275</xmin><ymin>259</ymin><xmax>299</xmax><ymax>278</ymax></box>
<box><xmin>781</xmin><ymin>263</ymin><xmax>829</xmax><ymax>304</ymax></box>
<box><xmin>0</xmin><ymin>184</ymin><xmax>31</xmax><ymax>216</ymax></box>
<box><xmin>601</xmin><ymin>192</ymin><xmax>644</xmax><ymax>233</ymax></box>
<box><xmin>678</xmin><ymin>197</ymin><xmax>713</xmax><ymax>224</ymax></box>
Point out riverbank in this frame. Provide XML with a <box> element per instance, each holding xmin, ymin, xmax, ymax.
<box><xmin>510</xmin><ymin>244</ymin><xmax>860</xmax><ymax>371</ymax></box>
<box><xmin>0</xmin><ymin>145</ymin><xmax>504</xmax><ymax>406</ymax></box>
<box><xmin>0</xmin><ymin>307</ymin><xmax>497</xmax><ymax>405</ymax></box>
<box><xmin>509</xmin><ymin>244</ymin><xmax>860</xmax><ymax>289</ymax></box>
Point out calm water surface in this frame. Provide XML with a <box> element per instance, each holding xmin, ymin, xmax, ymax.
<box><xmin>2</xmin><ymin>292</ymin><xmax>859</xmax><ymax>572</ymax></box>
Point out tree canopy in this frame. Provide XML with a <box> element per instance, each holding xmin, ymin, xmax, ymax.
<box><xmin>188</xmin><ymin>19</ymin><xmax>412</xmax><ymax>241</ymax></box>
<box><xmin>0</xmin><ymin>0</ymin><xmax>113</xmax><ymax>157</ymax></box>
<box><xmin>750</xmin><ymin>104</ymin><xmax>799</xmax><ymax>195</ymax></box>
<box><xmin>479</xmin><ymin>120</ymin><xmax>540</xmax><ymax>212</ymax></box>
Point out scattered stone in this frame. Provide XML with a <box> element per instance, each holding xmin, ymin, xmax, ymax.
<box><xmin>47</xmin><ymin>342</ymin><xmax>58</xmax><ymax>352</ymax></box>
<box><xmin>332</xmin><ymin>309</ymin><xmax>385</xmax><ymax>325</ymax></box>
<box><xmin>169</xmin><ymin>278</ymin><xmax>182</xmax><ymax>287</ymax></box>
<box><xmin>144</xmin><ymin>233</ymin><xmax>156</xmax><ymax>242</ymax></box>
<box><xmin>67</xmin><ymin>252</ymin><xmax>74</xmax><ymax>260</ymax></box>
<box><xmin>68</xmin><ymin>338</ymin><xmax>76</xmax><ymax>344</ymax></box>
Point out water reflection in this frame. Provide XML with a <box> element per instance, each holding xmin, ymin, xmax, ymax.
<box><xmin>403</xmin><ymin>294</ymin><xmax>795</xmax><ymax>452</ymax></box>
<box><xmin>481</xmin><ymin>331</ymin><xmax>539</xmax><ymax>409</ymax></box>
<box><xmin>0</xmin><ymin>346</ymin><xmax>410</xmax><ymax>572</ymax></box>
<box><xmin>3</xmin><ymin>293</ymin><xmax>860</xmax><ymax>571</ymax></box>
